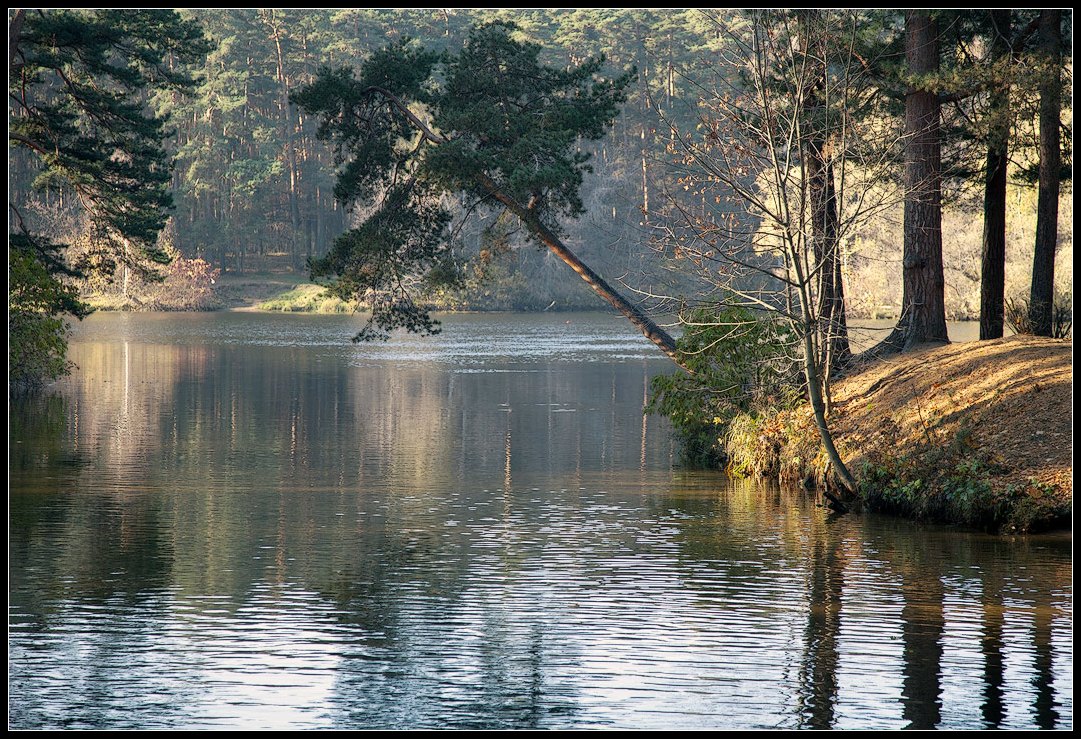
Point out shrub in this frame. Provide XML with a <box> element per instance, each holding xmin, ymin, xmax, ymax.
<box><xmin>9</xmin><ymin>237</ymin><xmax>91</xmax><ymax>391</ymax></box>
<box><xmin>143</xmin><ymin>256</ymin><xmax>221</xmax><ymax>310</ymax></box>
<box><xmin>1004</xmin><ymin>294</ymin><xmax>1072</xmax><ymax>338</ymax></box>
<box><xmin>646</xmin><ymin>304</ymin><xmax>798</xmax><ymax>465</ymax></box>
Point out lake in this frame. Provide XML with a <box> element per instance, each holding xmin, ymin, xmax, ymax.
<box><xmin>9</xmin><ymin>312</ymin><xmax>1071</xmax><ymax>729</ymax></box>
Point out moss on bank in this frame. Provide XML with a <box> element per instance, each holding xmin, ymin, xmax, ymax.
<box><xmin>717</xmin><ymin>336</ymin><xmax>1072</xmax><ymax>533</ymax></box>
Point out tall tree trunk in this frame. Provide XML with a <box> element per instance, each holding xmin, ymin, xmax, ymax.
<box><xmin>899</xmin><ymin>10</ymin><xmax>948</xmax><ymax>348</ymax></box>
<box><xmin>640</xmin><ymin>140</ymin><xmax>650</xmax><ymax>224</ymax></box>
<box><xmin>872</xmin><ymin>11</ymin><xmax>948</xmax><ymax>355</ymax></box>
<box><xmin>315</xmin><ymin>185</ymin><xmax>325</xmax><ymax>258</ymax></box>
<box><xmin>979</xmin><ymin>10</ymin><xmax>1011</xmax><ymax>340</ymax></box>
<box><xmin>266</xmin><ymin>10</ymin><xmax>302</xmax><ymax>271</ymax></box>
<box><xmin>1029</xmin><ymin>9</ymin><xmax>1062</xmax><ymax>336</ymax></box>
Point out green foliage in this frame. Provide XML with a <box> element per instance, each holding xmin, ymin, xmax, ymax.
<box><xmin>293</xmin><ymin>21</ymin><xmax>634</xmax><ymax>342</ymax></box>
<box><xmin>9</xmin><ymin>9</ymin><xmax>209</xmax><ymax>389</ymax></box>
<box><xmin>8</xmin><ymin>236</ymin><xmax>91</xmax><ymax>391</ymax></box>
<box><xmin>1002</xmin><ymin>479</ymin><xmax>1073</xmax><ymax>532</ymax></box>
<box><xmin>11</xmin><ymin>10</ymin><xmax>209</xmax><ymax>275</ymax></box>
<box><xmin>121</xmin><ymin>8</ymin><xmax>744</xmax><ymax>293</ymax></box>
<box><xmin>723</xmin><ymin>410</ymin><xmax>827</xmax><ymax>483</ymax></box>
<box><xmin>429</xmin><ymin>23</ymin><xmax>634</xmax><ymax>219</ymax></box>
<box><xmin>862</xmin><ymin>453</ymin><xmax>1013</xmax><ymax>530</ymax></box>
<box><xmin>309</xmin><ymin>184</ymin><xmax>452</xmax><ymax>339</ymax></box>
<box><xmin>856</xmin><ymin>422</ymin><xmax>1045</xmax><ymax>531</ymax></box>
<box><xmin>645</xmin><ymin>305</ymin><xmax>796</xmax><ymax>465</ymax></box>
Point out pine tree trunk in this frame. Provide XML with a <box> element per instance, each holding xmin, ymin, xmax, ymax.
<box><xmin>979</xmin><ymin>10</ymin><xmax>1011</xmax><ymax>340</ymax></box>
<box><xmin>315</xmin><ymin>185</ymin><xmax>326</xmax><ymax>258</ymax></box>
<box><xmin>1029</xmin><ymin>9</ymin><xmax>1062</xmax><ymax>336</ymax></box>
<box><xmin>875</xmin><ymin>11</ymin><xmax>949</xmax><ymax>354</ymax></box>
<box><xmin>267</xmin><ymin>10</ymin><xmax>302</xmax><ymax>271</ymax></box>
<box><xmin>474</xmin><ymin>173</ymin><xmax>687</xmax><ymax>372</ymax></box>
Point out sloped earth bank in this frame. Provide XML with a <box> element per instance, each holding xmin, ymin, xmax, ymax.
<box><xmin>832</xmin><ymin>335</ymin><xmax>1072</xmax><ymax>531</ymax></box>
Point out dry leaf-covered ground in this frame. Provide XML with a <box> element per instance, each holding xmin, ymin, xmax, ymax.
<box><xmin>831</xmin><ymin>335</ymin><xmax>1072</xmax><ymax>527</ymax></box>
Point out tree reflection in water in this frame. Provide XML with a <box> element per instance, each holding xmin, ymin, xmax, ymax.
<box><xmin>8</xmin><ymin>313</ymin><xmax>1073</xmax><ymax>730</ymax></box>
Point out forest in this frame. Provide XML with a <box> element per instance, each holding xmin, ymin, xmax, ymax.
<box><xmin>10</xmin><ymin>10</ymin><xmax>1072</xmax><ymax>336</ymax></box>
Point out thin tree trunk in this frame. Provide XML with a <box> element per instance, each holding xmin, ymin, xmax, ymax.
<box><xmin>474</xmin><ymin>173</ymin><xmax>686</xmax><ymax>372</ymax></box>
<box><xmin>803</xmin><ymin>325</ymin><xmax>855</xmax><ymax>504</ymax></box>
<box><xmin>798</xmin><ymin>10</ymin><xmax>850</xmax><ymax>371</ymax></box>
<box><xmin>783</xmin><ymin>185</ymin><xmax>856</xmax><ymax>502</ymax></box>
<box><xmin>9</xmin><ymin>9</ymin><xmax>25</xmax><ymax>68</ymax></box>
<box><xmin>266</xmin><ymin>10</ymin><xmax>302</xmax><ymax>270</ymax></box>
<box><xmin>315</xmin><ymin>185</ymin><xmax>325</xmax><ymax>257</ymax></box>
<box><xmin>1029</xmin><ymin>9</ymin><xmax>1061</xmax><ymax>336</ymax></box>
<box><xmin>822</xmin><ymin>160</ymin><xmax>850</xmax><ymax>365</ymax></box>
<box><xmin>641</xmin><ymin>142</ymin><xmax>650</xmax><ymax>224</ymax></box>
<box><xmin>805</xmin><ymin>118</ymin><xmax>851</xmax><ymax>366</ymax></box>
<box><xmin>979</xmin><ymin>10</ymin><xmax>1011</xmax><ymax>340</ymax></box>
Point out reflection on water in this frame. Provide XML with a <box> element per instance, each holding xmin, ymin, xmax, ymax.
<box><xmin>9</xmin><ymin>313</ymin><xmax>1072</xmax><ymax>730</ymax></box>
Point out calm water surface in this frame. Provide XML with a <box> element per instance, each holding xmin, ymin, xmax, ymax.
<box><xmin>9</xmin><ymin>313</ymin><xmax>1071</xmax><ymax>730</ymax></box>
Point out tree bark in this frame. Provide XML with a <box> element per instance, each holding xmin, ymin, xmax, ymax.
<box><xmin>872</xmin><ymin>11</ymin><xmax>949</xmax><ymax>354</ymax></box>
<box><xmin>979</xmin><ymin>10</ymin><xmax>1011</xmax><ymax>340</ymax></box>
<box><xmin>811</xmin><ymin>157</ymin><xmax>851</xmax><ymax>373</ymax></box>
<box><xmin>1029</xmin><ymin>9</ymin><xmax>1062</xmax><ymax>336</ymax></box>
<box><xmin>800</xmin><ymin>10</ymin><xmax>851</xmax><ymax>369</ymax></box>
<box><xmin>900</xmin><ymin>11</ymin><xmax>948</xmax><ymax>348</ymax></box>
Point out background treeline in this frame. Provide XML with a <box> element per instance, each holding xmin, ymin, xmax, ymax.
<box><xmin>10</xmin><ymin>8</ymin><xmax>1072</xmax><ymax>317</ymax></box>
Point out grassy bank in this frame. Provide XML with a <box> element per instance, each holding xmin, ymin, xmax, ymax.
<box><xmin>721</xmin><ymin>336</ymin><xmax>1072</xmax><ymax>532</ymax></box>
<box><xmin>253</xmin><ymin>283</ymin><xmax>357</xmax><ymax>313</ymax></box>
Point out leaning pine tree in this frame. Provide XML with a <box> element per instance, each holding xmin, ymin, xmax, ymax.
<box><xmin>292</xmin><ymin>23</ymin><xmax>688</xmax><ymax>370</ymax></box>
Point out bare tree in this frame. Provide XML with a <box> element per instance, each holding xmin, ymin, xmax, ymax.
<box><xmin>653</xmin><ymin>10</ymin><xmax>904</xmax><ymax>500</ymax></box>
